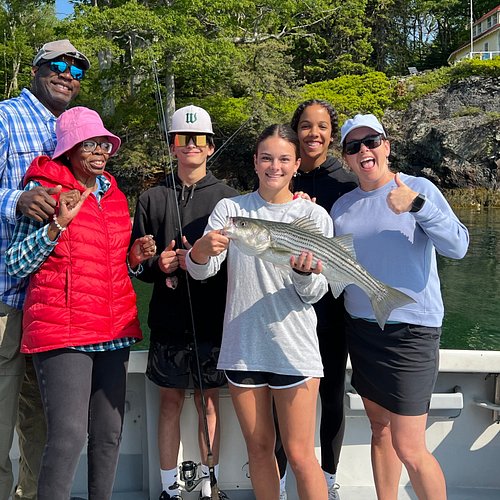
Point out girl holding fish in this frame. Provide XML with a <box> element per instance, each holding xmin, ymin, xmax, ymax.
<box><xmin>332</xmin><ymin>113</ymin><xmax>469</xmax><ymax>500</ymax></box>
<box><xmin>187</xmin><ymin>124</ymin><xmax>332</xmax><ymax>500</ymax></box>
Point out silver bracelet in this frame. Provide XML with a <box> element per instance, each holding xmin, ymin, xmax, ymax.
<box><xmin>52</xmin><ymin>214</ymin><xmax>67</xmax><ymax>232</ymax></box>
<box><xmin>127</xmin><ymin>256</ymin><xmax>143</xmax><ymax>277</ymax></box>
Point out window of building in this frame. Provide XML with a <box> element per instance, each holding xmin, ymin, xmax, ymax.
<box><xmin>487</xmin><ymin>16</ymin><xmax>492</xmax><ymax>29</ymax></box>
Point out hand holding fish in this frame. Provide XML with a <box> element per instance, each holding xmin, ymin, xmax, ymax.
<box><xmin>129</xmin><ymin>234</ymin><xmax>156</xmax><ymax>268</ymax></box>
<box><xmin>159</xmin><ymin>240</ymin><xmax>179</xmax><ymax>274</ymax></box>
<box><xmin>290</xmin><ymin>251</ymin><xmax>323</xmax><ymax>275</ymax></box>
<box><xmin>190</xmin><ymin>230</ymin><xmax>230</xmax><ymax>265</ymax></box>
<box><xmin>386</xmin><ymin>173</ymin><xmax>418</xmax><ymax>214</ymax></box>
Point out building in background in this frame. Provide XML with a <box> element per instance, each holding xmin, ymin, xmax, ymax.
<box><xmin>449</xmin><ymin>4</ymin><xmax>500</xmax><ymax>63</ymax></box>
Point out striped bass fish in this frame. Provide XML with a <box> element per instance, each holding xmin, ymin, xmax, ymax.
<box><xmin>222</xmin><ymin>216</ymin><xmax>416</xmax><ymax>330</ymax></box>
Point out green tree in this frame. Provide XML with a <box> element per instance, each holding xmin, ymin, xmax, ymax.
<box><xmin>0</xmin><ymin>0</ymin><xmax>57</xmax><ymax>98</ymax></box>
<box><xmin>291</xmin><ymin>0</ymin><xmax>372</xmax><ymax>81</ymax></box>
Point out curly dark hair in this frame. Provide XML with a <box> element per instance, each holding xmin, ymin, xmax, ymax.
<box><xmin>290</xmin><ymin>99</ymin><xmax>339</xmax><ymax>141</ymax></box>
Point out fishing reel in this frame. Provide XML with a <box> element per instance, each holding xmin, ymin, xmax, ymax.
<box><xmin>179</xmin><ymin>460</ymin><xmax>203</xmax><ymax>492</ymax></box>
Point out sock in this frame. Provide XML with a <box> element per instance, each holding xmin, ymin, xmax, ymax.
<box><xmin>200</xmin><ymin>463</ymin><xmax>219</xmax><ymax>497</ymax></box>
<box><xmin>279</xmin><ymin>470</ymin><xmax>287</xmax><ymax>492</ymax></box>
<box><xmin>161</xmin><ymin>467</ymin><xmax>180</xmax><ymax>496</ymax></box>
<box><xmin>323</xmin><ymin>470</ymin><xmax>336</xmax><ymax>489</ymax></box>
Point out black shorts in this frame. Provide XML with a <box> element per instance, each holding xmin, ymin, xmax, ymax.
<box><xmin>147</xmin><ymin>341</ymin><xmax>226</xmax><ymax>389</ymax></box>
<box><xmin>225</xmin><ymin>370</ymin><xmax>310</xmax><ymax>389</ymax></box>
<box><xmin>346</xmin><ymin>315</ymin><xmax>440</xmax><ymax>416</ymax></box>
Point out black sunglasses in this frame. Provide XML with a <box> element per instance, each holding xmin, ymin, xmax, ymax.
<box><xmin>46</xmin><ymin>61</ymin><xmax>85</xmax><ymax>81</ymax></box>
<box><xmin>344</xmin><ymin>134</ymin><xmax>384</xmax><ymax>155</ymax></box>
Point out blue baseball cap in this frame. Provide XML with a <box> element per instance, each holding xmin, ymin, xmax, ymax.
<box><xmin>340</xmin><ymin>114</ymin><xmax>386</xmax><ymax>146</ymax></box>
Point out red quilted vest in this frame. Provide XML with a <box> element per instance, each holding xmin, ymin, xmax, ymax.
<box><xmin>21</xmin><ymin>156</ymin><xmax>142</xmax><ymax>353</ymax></box>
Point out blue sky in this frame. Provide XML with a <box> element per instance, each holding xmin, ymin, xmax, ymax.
<box><xmin>55</xmin><ymin>0</ymin><xmax>74</xmax><ymax>19</ymax></box>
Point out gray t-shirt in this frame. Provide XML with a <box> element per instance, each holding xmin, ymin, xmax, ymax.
<box><xmin>187</xmin><ymin>191</ymin><xmax>333</xmax><ymax>377</ymax></box>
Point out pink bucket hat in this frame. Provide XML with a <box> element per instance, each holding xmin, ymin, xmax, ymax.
<box><xmin>52</xmin><ymin>106</ymin><xmax>121</xmax><ymax>159</ymax></box>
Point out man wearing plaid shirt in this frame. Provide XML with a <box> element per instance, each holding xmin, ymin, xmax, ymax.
<box><xmin>0</xmin><ymin>39</ymin><xmax>89</xmax><ymax>500</ymax></box>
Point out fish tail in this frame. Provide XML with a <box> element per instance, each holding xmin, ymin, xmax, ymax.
<box><xmin>370</xmin><ymin>285</ymin><xmax>416</xmax><ymax>330</ymax></box>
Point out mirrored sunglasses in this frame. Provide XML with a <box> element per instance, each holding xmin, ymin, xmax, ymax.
<box><xmin>82</xmin><ymin>140</ymin><xmax>113</xmax><ymax>154</ymax></box>
<box><xmin>174</xmin><ymin>134</ymin><xmax>207</xmax><ymax>147</ymax></box>
<box><xmin>344</xmin><ymin>134</ymin><xmax>384</xmax><ymax>155</ymax></box>
<box><xmin>48</xmin><ymin>61</ymin><xmax>85</xmax><ymax>81</ymax></box>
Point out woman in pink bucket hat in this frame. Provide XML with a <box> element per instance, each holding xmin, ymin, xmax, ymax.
<box><xmin>6</xmin><ymin>106</ymin><xmax>156</xmax><ymax>499</ymax></box>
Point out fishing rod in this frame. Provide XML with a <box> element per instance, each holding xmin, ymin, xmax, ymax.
<box><xmin>207</xmin><ymin>115</ymin><xmax>254</xmax><ymax>167</ymax></box>
<box><xmin>151</xmin><ymin>60</ymin><xmax>222</xmax><ymax>500</ymax></box>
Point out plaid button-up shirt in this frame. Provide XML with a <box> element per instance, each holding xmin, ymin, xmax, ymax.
<box><xmin>0</xmin><ymin>89</ymin><xmax>57</xmax><ymax>309</ymax></box>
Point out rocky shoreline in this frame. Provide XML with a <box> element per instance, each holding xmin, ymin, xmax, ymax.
<box><xmin>384</xmin><ymin>76</ymin><xmax>500</xmax><ymax>195</ymax></box>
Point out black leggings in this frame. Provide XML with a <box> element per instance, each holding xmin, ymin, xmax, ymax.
<box><xmin>33</xmin><ymin>347</ymin><xmax>130</xmax><ymax>500</ymax></box>
<box><xmin>275</xmin><ymin>295</ymin><xmax>347</xmax><ymax>475</ymax></box>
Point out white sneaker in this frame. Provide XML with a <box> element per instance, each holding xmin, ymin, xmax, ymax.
<box><xmin>279</xmin><ymin>490</ymin><xmax>287</xmax><ymax>500</ymax></box>
<box><xmin>328</xmin><ymin>483</ymin><xmax>340</xmax><ymax>500</ymax></box>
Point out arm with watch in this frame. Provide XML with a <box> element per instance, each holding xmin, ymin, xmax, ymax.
<box><xmin>388</xmin><ymin>172</ymin><xmax>469</xmax><ymax>259</ymax></box>
<box><xmin>410</xmin><ymin>192</ymin><xmax>426</xmax><ymax>213</ymax></box>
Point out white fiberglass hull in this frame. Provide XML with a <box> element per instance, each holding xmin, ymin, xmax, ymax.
<box><xmin>9</xmin><ymin>349</ymin><xmax>500</xmax><ymax>499</ymax></box>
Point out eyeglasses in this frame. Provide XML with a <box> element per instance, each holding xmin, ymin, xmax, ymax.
<box><xmin>48</xmin><ymin>61</ymin><xmax>85</xmax><ymax>81</ymax></box>
<box><xmin>82</xmin><ymin>140</ymin><xmax>113</xmax><ymax>154</ymax></box>
<box><xmin>174</xmin><ymin>134</ymin><xmax>208</xmax><ymax>147</ymax></box>
<box><xmin>344</xmin><ymin>134</ymin><xmax>384</xmax><ymax>155</ymax></box>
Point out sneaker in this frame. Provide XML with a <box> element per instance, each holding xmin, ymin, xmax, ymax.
<box><xmin>328</xmin><ymin>483</ymin><xmax>341</xmax><ymax>500</ymax></box>
<box><xmin>279</xmin><ymin>490</ymin><xmax>288</xmax><ymax>500</ymax></box>
<box><xmin>159</xmin><ymin>491</ymin><xmax>182</xmax><ymax>500</ymax></box>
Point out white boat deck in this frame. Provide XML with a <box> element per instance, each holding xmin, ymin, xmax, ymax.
<box><xmin>97</xmin><ymin>486</ymin><xmax>500</xmax><ymax>500</ymax></box>
<box><xmin>10</xmin><ymin>349</ymin><xmax>500</xmax><ymax>499</ymax></box>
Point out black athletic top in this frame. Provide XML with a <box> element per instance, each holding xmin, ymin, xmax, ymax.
<box><xmin>293</xmin><ymin>156</ymin><xmax>358</xmax><ymax>334</ymax></box>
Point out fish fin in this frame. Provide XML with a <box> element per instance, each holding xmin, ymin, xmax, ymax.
<box><xmin>328</xmin><ymin>280</ymin><xmax>352</xmax><ymax>298</ymax></box>
<box><xmin>333</xmin><ymin>234</ymin><xmax>356</xmax><ymax>259</ymax></box>
<box><xmin>291</xmin><ymin>217</ymin><xmax>323</xmax><ymax>235</ymax></box>
<box><xmin>370</xmin><ymin>285</ymin><xmax>416</xmax><ymax>330</ymax></box>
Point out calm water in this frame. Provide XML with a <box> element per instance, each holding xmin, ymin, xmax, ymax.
<box><xmin>133</xmin><ymin>208</ymin><xmax>500</xmax><ymax>351</ymax></box>
<box><xmin>439</xmin><ymin>208</ymin><xmax>500</xmax><ymax>350</ymax></box>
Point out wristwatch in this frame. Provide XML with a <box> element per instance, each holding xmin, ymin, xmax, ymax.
<box><xmin>410</xmin><ymin>193</ymin><xmax>426</xmax><ymax>213</ymax></box>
